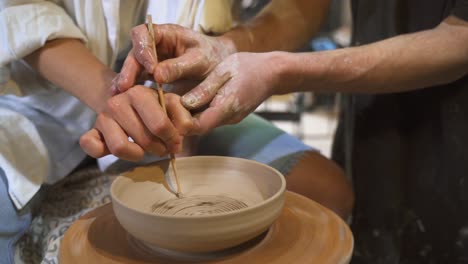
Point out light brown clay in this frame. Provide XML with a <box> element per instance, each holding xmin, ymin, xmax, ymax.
<box><xmin>110</xmin><ymin>156</ymin><xmax>286</xmax><ymax>253</ymax></box>
<box><xmin>60</xmin><ymin>191</ymin><xmax>353</xmax><ymax>263</ymax></box>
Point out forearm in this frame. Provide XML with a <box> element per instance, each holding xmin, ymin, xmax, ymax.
<box><xmin>24</xmin><ymin>38</ymin><xmax>116</xmax><ymax>112</ymax></box>
<box><xmin>275</xmin><ymin>16</ymin><xmax>468</xmax><ymax>94</ymax></box>
<box><xmin>220</xmin><ymin>0</ymin><xmax>330</xmax><ymax>53</ymax></box>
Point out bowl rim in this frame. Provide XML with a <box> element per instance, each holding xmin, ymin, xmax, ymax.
<box><xmin>110</xmin><ymin>155</ymin><xmax>286</xmax><ymax>220</ymax></box>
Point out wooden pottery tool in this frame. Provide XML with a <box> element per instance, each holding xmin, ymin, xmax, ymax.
<box><xmin>146</xmin><ymin>14</ymin><xmax>182</xmax><ymax>198</ymax></box>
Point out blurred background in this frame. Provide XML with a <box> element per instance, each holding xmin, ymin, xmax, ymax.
<box><xmin>240</xmin><ymin>0</ymin><xmax>352</xmax><ymax>158</ymax></box>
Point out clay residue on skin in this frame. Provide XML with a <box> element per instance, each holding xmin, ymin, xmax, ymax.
<box><xmin>213</xmin><ymin>55</ymin><xmax>255</xmax><ymax>115</ymax></box>
<box><xmin>183</xmin><ymin>71</ymin><xmax>233</xmax><ymax>109</ymax></box>
<box><xmin>138</xmin><ymin>40</ymin><xmax>147</xmax><ymax>56</ymax></box>
<box><xmin>208</xmin><ymin>55</ymin><xmax>239</xmax><ymax>100</ymax></box>
<box><xmin>183</xmin><ymin>91</ymin><xmax>204</xmax><ymax>109</ymax></box>
<box><xmin>205</xmin><ymin>37</ymin><xmax>233</xmax><ymax>66</ymax></box>
<box><xmin>134</xmin><ymin>28</ymin><xmax>156</xmax><ymax>73</ymax></box>
<box><xmin>315</xmin><ymin>49</ymin><xmax>373</xmax><ymax>87</ymax></box>
<box><xmin>337</xmin><ymin>51</ymin><xmax>375</xmax><ymax>84</ymax></box>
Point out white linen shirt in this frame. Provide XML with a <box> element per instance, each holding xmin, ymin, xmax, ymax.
<box><xmin>0</xmin><ymin>0</ymin><xmax>232</xmax><ymax>209</ymax></box>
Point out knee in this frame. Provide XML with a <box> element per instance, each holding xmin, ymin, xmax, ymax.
<box><xmin>285</xmin><ymin>151</ymin><xmax>354</xmax><ymax>220</ymax></box>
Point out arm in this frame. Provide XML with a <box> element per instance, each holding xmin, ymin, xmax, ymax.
<box><xmin>115</xmin><ymin>0</ymin><xmax>329</xmax><ymax>90</ymax></box>
<box><xmin>26</xmin><ymin>38</ymin><xmax>191</xmax><ymax>161</ymax></box>
<box><xmin>221</xmin><ymin>0</ymin><xmax>329</xmax><ymax>53</ymax></box>
<box><xmin>1</xmin><ymin>1</ymin><xmax>114</xmax><ymax>111</ymax></box>
<box><xmin>2</xmin><ymin>2</ymin><xmax>189</xmax><ymax>161</ymax></box>
<box><xmin>276</xmin><ymin>16</ymin><xmax>468</xmax><ymax>94</ymax></box>
<box><xmin>181</xmin><ymin>16</ymin><xmax>468</xmax><ymax>133</ymax></box>
<box><xmin>24</xmin><ymin>39</ymin><xmax>115</xmax><ymax>112</ymax></box>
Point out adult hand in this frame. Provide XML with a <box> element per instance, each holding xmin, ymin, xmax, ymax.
<box><xmin>113</xmin><ymin>24</ymin><xmax>236</xmax><ymax>94</ymax></box>
<box><xmin>181</xmin><ymin>52</ymin><xmax>283</xmax><ymax>134</ymax></box>
<box><xmin>80</xmin><ymin>85</ymin><xmax>194</xmax><ymax>161</ymax></box>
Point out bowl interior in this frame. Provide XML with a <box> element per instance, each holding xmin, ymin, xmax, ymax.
<box><xmin>111</xmin><ymin>156</ymin><xmax>285</xmax><ymax>217</ymax></box>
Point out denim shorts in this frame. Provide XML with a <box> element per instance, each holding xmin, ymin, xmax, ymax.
<box><xmin>0</xmin><ymin>168</ymin><xmax>35</xmax><ymax>264</ymax></box>
<box><xmin>197</xmin><ymin>113</ymin><xmax>316</xmax><ymax>176</ymax></box>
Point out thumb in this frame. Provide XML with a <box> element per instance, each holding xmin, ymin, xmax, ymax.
<box><xmin>181</xmin><ymin>71</ymin><xmax>232</xmax><ymax>110</ymax></box>
<box><xmin>190</xmin><ymin>106</ymin><xmax>229</xmax><ymax>135</ymax></box>
<box><xmin>79</xmin><ymin>128</ymin><xmax>110</xmax><ymax>158</ymax></box>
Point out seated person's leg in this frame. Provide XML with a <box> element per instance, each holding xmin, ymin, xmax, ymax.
<box><xmin>286</xmin><ymin>151</ymin><xmax>354</xmax><ymax>219</ymax></box>
<box><xmin>197</xmin><ymin>114</ymin><xmax>354</xmax><ymax>219</ymax></box>
<box><xmin>0</xmin><ymin>168</ymin><xmax>34</xmax><ymax>264</ymax></box>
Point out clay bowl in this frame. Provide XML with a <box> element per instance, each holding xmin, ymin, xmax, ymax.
<box><xmin>110</xmin><ymin>156</ymin><xmax>286</xmax><ymax>254</ymax></box>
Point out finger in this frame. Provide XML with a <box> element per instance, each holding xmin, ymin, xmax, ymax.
<box><xmin>181</xmin><ymin>71</ymin><xmax>232</xmax><ymax>110</ymax></box>
<box><xmin>106</xmin><ymin>94</ymin><xmax>168</xmax><ymax>156</ymax></box>
<box><xmin>165</xmin><ymin>93</ymin><xmax>194</xmax><ymax>136</ymax></box>
<box><xmin>190</xmin><ymin>92</ymin><xmax>247</xmax><ymax>135</ymax></box>
<box><xmin>110</xmin><ymin>75</ymin><xmax>120</xmax><ymax>95</ymax></box>
<box><xmin>127</xmin><ymin>86</ymin><xmax>182</xmax><ymax>153</ymax></box>
<box><xmin>95</xmin><ymin>113</ymin><xmax>145</xmax><ymax>161</ymax></box>
<box><xmin>116</xmin><ymin>51</ymin><xmax>144</xmax><ymax>93</ymax></box>
<box><xmin>79</xmin><ymin>128</ymin><xmax>110</xmax><ymax>158</ymax></box>
<box><xmin>132</xmin><ymin>23</ymin><xmax>209</xmax><ymax>83</ymax></box>
<box><xmin>190</xmin><ymin>106</ymin><xmax>231</xmax><ymax>135</ymax></box>
<box><xmin>154</xmin><ymin>51</ymin><xmax>209</xmax><ymax>83</ymax></box>
<box><xmin>131</xmin><ymin>25</ymin><xmax>158</xmax><ymax>73</ymax></box>
<box><xmin>152</xmin><ymin>24</ymin><xmax>197</xmax><ymax>61</ymax></box>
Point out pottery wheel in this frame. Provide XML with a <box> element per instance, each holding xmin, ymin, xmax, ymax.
<box><xmin>60</xmin><ymin>191</ymin><xmax>353</xmax><ymax>263</ymax></box>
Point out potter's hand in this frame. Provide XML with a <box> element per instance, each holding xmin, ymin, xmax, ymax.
<box><xmin>181</xmin><ymin>52</ymin><xmax>281</xmax><ymax>134</ymax></box>
<box><xmin>113</xmin><ymin>24</ymin><xmax>236</xmax><ymax>93</ymax></box>
<box><xmin>80</xmin><ymin>86</ymin><xmax>194</xmax><ymax>161</ymax></box>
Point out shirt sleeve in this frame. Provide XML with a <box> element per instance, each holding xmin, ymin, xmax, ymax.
<box><xmin>0</xmin><ymin>1</ymin><xmax>87</xmax><ymax>66</ymax></box>
<box><xmin>452</xmin><ymin>0</ymin><xmax>468</xmax><ymax>21</ymax></box>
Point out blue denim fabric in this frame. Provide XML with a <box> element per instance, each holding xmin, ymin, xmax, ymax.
<box><xmin>198</xmin><ymin>114</ymin><xmax>316</xmax><ymax>176</ymax></box>
<box><xmin>0</xmin><ymin>168</ymin><xmax>32</xmax><ymax>264</ymax></box>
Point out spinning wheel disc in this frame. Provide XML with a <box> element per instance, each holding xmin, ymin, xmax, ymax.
<box><xmin>60</xmin><ymin>191</ymin><xmax>353</xmax><ymax>263</ymax></box>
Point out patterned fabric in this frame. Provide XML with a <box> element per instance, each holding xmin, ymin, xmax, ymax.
<box><xmin>15</xmin><ymin>166</ymin><xmax>115</xmax><ymax>264</ymax></box>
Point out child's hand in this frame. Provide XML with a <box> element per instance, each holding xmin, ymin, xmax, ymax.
<box><xmin>80</xmin><ymin>86</ymin><xmax>194</xmax><ymax>161</ymax></box>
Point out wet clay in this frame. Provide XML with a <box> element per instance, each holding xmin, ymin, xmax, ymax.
<box><xmin>110</xmin><ymin>156</ymin><xmax>286</xmax><ymax>253</ymax></box>
<box><xmin>151</xmin><ymin>195</ymin><xmax>248</xmax><ymax>216</ymax></box>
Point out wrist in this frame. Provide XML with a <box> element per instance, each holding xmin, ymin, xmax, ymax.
<box><xmin>271</xmin><ymin>51</ymin><xmax>331</xmax><ymax>94</ymax></box>
<box><xmin>88</xmin><ymin>68</ymin><xmax>117</xmax><ymax>113</ymax></box>
<box><xmin>267</xmin><ymin>51</ymin><xmax>303</xmax><ymax>95</ymax></box>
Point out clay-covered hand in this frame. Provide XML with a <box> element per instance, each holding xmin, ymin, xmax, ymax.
<box><xmin>113</xmin><ymin>24</ymin><xmax>235</xmax><ymax>93</ymax></box>
<box><xmin>181</xmin><ymin>52</ymin><xmax>281</xmax><ymax>134</ymax></box>
<box><xmin>80</xmin><ymin>85</ymin><xmax>194</xmax><ymax>161</ymax></box>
